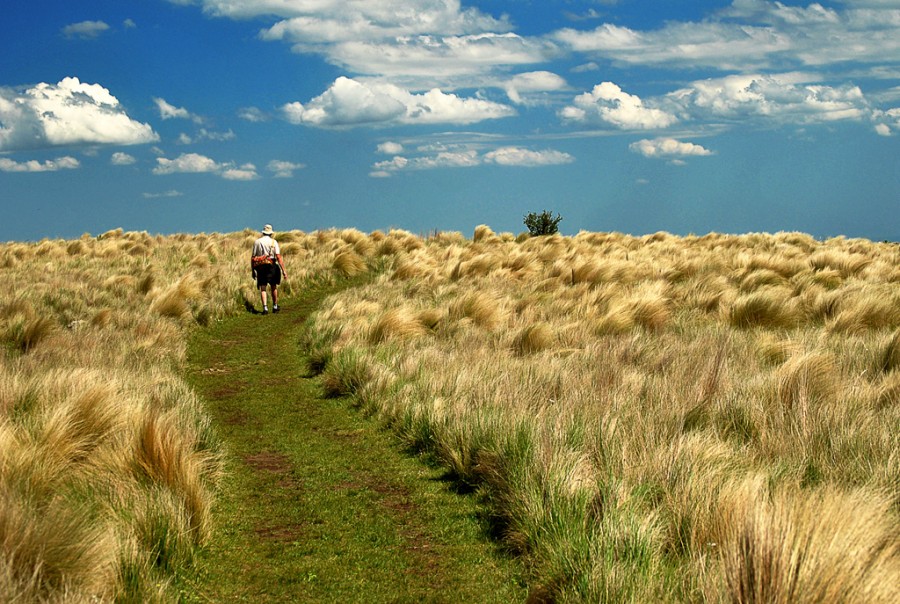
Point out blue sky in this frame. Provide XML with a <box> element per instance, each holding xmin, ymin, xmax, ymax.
<box><xmin>1</xmin><ymin>0</ymin><xmax>898</xmax><ymax>241</ymax></box>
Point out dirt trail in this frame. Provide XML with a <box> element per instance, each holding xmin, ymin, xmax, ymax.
<box><xmin>182</xmin><ymin>284</ymin><xmax>525</xmax><ymax>603</ymax></box>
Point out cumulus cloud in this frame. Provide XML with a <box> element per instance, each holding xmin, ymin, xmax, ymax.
<box><xmin>153</xmin><ymin>152</ymin><xmax>258</xmax><ymax>179</ymax></box>
<box><xmin>371</xmin><ymin>144</ymin><xmax>574</xmax><ymax>175</ymax></box>
<box><xmin>504</xmin><ymin>71</ymin><xmax>568</xmax><ymax>105</ymax></box>
<box><xmin>62</xmin><ymin>21</ymin><xmax>110</xmax><ymax>39</ymax></box>
<box><xmin>267</xmin><ymin>159</ymin><xmax>305</xmax><ymax>177</ymax></box>
<box><xmin>0</xmin><ymin>156</ymin><xmax>80</xmax><ymax>172</ymax></box>
<box><xmin>483</xmin><ymin>147</ymin><xmax>575</xmax><ymax>166</ymax></box>
<box><xmin>667</xmin><ymin>73</ymin><xmax>872</xmax><ymax>124</ymax></box>
<box><xmin>153</xmin><ymin>152</ymin><xmax>220</xmax><ymax>174</ymax></box>
<box><xmin>874</xmin><ymin>107</ymin><xmax>900</xmax><ymax>134</ymax></box>
<box><xmin>560</xmin><ymin>82</ymin><xmax>678</xmax><ymax>129</ymax></box>
<box><xmin>283</xmin><ymin>76</ymin><xmax>515</xmax><ymax>127</ymax></box>
<box><xmin>222</xmin><ymin>163</ymin><xmax>259</xmax><ymax>180</ymax></box>
<box><xmin>111</xmin><ymin>152</ymin><xmax>137</xmax><ymax>165</ymax></box>
<box><xmin>154</xmin><ymin>97</ymin><xmax>203</xmax><ymax>122</ymax></box>
<box><xmin>377</xmin><ymin>141</ymin><xmax>404</xmax><ymax>154</ymax></box>
<box><xmin>0</xmin><ymin>78</ymin><xmax>158</xmax><ymax>152</ymax></box>
<box><xmin>629</xmin><ymin>138</ymin><xmax>714</xmax><ymax>160</ymax></box>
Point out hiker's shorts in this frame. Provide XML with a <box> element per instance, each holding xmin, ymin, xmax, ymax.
<box><xmin>255</xmin><ymin>264</ymin><xmax>281</xmax><ymax>288</ymax></box>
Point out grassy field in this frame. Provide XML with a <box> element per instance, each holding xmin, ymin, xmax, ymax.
<box><xmin>305</xmin><ymin>227</ymin><xmax>900</xmax><ymax>602</ymax></box>
<box><xmin>1</xmin><ymin>226</ymin><xmax>898</xmax><ymax>602</ymax></box>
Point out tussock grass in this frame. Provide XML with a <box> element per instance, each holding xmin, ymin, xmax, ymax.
<box><xmin>307</xmin><ymin>228</ymin><xmax>900</xmax><ymax>602</ymax></box>
<box><xmin>0</xmin><ymin>227</ymin><xmax>366</xmax><ymax>601</ymax></box>
<box><xmin>512</xmin><ymin>322</ymin><xmax>554</xmax><ymax>355</ymax></box>
<box><xmin>449</xmin><ymin>291</ymin><xmax>506</xmax><ymax>330</ymax></box>
<box><xmin>729</xmin><ymin>288</ymin><xmax>799</xmax><ymax>328</ymax></box>
<box><xmin>719</xmin><ymin>486</ymin><xmax>900</xmax><ymax>604</ymax></box>
<box><xmin>877</xmin><ymin>330</ymin><xmax>900</xmax><ymax>374</ymax></box>
<box><xmin>333</xmin><ymin>249</ymin><xmax>367</xmax><ymax>277</ymax></box>
<box><xmin>367</xmin><ymin>307</ymin><xmax>428</xmax><ymax>344</ymax></box>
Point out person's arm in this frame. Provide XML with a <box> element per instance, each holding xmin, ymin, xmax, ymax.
<box><xmin>276</xmin><ymin>253</ymin><xmax>287</xmax><ymax>278</ymax></box>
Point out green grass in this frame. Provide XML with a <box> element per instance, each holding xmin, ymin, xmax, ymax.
<box><xmin>179</xmin><ymin>279</ymin><xmax>526</xmax><ymax>602</ymax></box>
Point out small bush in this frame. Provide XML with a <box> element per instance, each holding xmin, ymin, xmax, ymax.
<box><xmin>524</xmin><ymin>210</ymin><xmax>562</xmax><ymax>237</ymax></box>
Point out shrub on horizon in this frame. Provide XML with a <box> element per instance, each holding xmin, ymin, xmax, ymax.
<box><xmin>524</xmin><ymin>210</ymin><xmax>563</xmax><ymax>237</ymax></box>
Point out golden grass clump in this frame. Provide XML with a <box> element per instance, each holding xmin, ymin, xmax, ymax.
<box><xmin>473</xmin><ymin>224</ymin><xmax>495</xmax><ymax>242</ymax></box>
<box><xmin>333</xmin><ymin>249</ymin><xmax>367</xmax><ymax>277</ymax></box>
<box><xmin>512</xmin><ymin>322</ymin><xmax>554</xmax><ymax>355</ymax></box>
<box><xmin>150</xmin><ymin>276</ymin><xmax>201</xmax><ymax>321</ymax></box>
<box><xmin>719</xmin><ymin>486</ymin><xmax>900</xmax><ymax>604</ymax></box>
<box><xmin>876</xmin><ymin>330</ymin><xmax>900</xmax><ymax>374</ymax></box>
<box><xmin>448</xmin><ymin>291</ymin><xmax>506</xmax><ymax>330</ymax></box>
<box><xmin>827</xmin><ymin>289</ymin><xmax>900</xmax><ymax>333</ymax></box>
<box><xmin>367</xmin><ymin>308</ymin><xmax>428</xmax><ymax>344</ymax></box>
<box><xmin>729</xmin><ymin>288</ymin><xmax>799</xmax><ymax>329</ymax></box>
<box><xmin>875</xmin><ymin>372</ymin><xmax>900</xmax><ymax>408</ymax></box>
<box><xmin>774</xmin><ymin>351</ymin><xmax>838</xmax><ymax>425</ymax></box>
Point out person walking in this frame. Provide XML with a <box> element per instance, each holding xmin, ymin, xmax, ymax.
<box><xmin>251</xmin><ymin>224</ymin><xmax>287</xmax><ymax>314</ymax></box>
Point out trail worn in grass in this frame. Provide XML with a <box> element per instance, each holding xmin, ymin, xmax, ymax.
<box><xmin>181</xmin><ymin>280</ymin><xmax>526</xmax><ymax>602</ymax></box>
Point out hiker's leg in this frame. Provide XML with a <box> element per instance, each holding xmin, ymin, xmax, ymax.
<box><xmin>271</xmin><ymin>285</ymin><xmax>278</xmax><ymax>307</ymax></box>
<box><xmin>259</xmin><ymin>286</ymin><xmax>267</xmax><ymax>308</ymax></box>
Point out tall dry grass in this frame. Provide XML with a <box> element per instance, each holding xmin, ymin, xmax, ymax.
<box><xmin>0</xmin><ymin>227</ymin><xmax>363</xmax><ymax>601</ymax></box>
<box><xmin>306</xmin><ymin>229</ymin><xmax>900</xmax><ymax>602</ymax></box>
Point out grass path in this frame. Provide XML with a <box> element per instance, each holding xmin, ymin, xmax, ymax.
<box><xmin>180</xmin><ymin>280</ymin><xmax>526</xmax><ymax>603</ymax></box>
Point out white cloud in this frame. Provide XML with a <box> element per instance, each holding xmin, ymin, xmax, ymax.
<box><xmin>0</xmin><ymin>78</ymin><xmax>158</xmax><ymax>152</ymax></box>
<box><xmin>321</xmin><ymin>33</ymin><xmax>555</xmax><ymax>81</ymax></box>
<box><xmin>874</xmin><ymin>107</ymin><xmax>900</xmax><ymax>134</ymax></box>
<box><xmin>267</xmin><ymin>159</ymin><xmax>305</xmax><ymax>177</ymax></box>
<box><xmin>371</xmin><ymin>144</ymin><xmax>574</xmax><ymax>175</ymax></box>
<box><xmin>377</xmin><ymin>141</ymin><xmax>404</xmax><ymax>154</ymax></box>
<box><xmin>667</xmin><ymin>73</ymin><xmax>871</xmax><ymax>124</ymax></box>
<box><xmin>178</xmin><ymin>128</ymin><xmax>236</xmax><ymax>144</ymax></box>
<box><xmin>143</xmin><ymin>190</ymin><xmax>184</xmax><ymax>199</ymax></box>
<box><xmin>172</xmin><ymin>1</ymin><xmax>557</xmax><ymax>86</ymax></box>
<box><xmin>372</xmin><ymin>149</ymin><xmax>480</xmax><ymax>175</ymax></box>
<box><xmin>238</xmin><ymin>106</ymin><xmax>270</xmax><ymax>122</ymax></box>
<box><xmin>283</xmin><ymin>76</ymin><xmax>515</xmax><ymax>127</ymax></box>
<box><xmin>560</xmin><ymin>82</ymin><xmax>678</xmax><ymax>129</ymax></box>
<box><xmin>0</xmin><ymin>156</ymin><xmax>80</xmax><ymax>172</ymax></box>
<box><xmin>111</xmin><ymin>152</ymin><xmax>137</xmax><ymax>165</ymax></box>
<box><xmin>629</xmin><ymin>138</ymin><xmax>714</xmax><ymax>159</ymax></box>
<box><xmin>62</xmin><ymin>21</ymin><xmax>110</xmax><ymax>39</ymax></box>
<box><xmin>504</xmin><ymin>71</ymin><xmax>568</xmax><ymax>105</ymax></box>
<box><xmin>154</xmin><ymin>152</ymin><xmax>220</xmax><ymax>174</ymax></box>
<box><xmin>552</xmin><ymin>1</ymin><xmax>900</xmax><ymax>71</ymax></box>
<box><xmin>191</xmin><ymin>0</ymin><xmax>511</xmax><ymax>33</ymax></box>
<box><xmin>153</xmin><ymin>152</ymin><xmax>259</xmax><ymax>179</ymax></box>
<box><xmin>124</xmin><ymin>19</ymin><xmax>137</xmax><ymax>29</ymax></box>
<box><xmin>154</xmin><ymin>97</ymin><xmax>204</xmax><ymax>123</ymax></box>
<box><xmin>222</xmin><ymin>163</ymin><xmax>259</xmax><ymax>180</ymax></box>
<box><xmin>483</xmin><ymin>147</ymin><xmax>575</xmax><ymax>166</ymax></box>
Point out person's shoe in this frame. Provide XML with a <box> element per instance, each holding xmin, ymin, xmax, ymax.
<box><xmin>262</xmin><ymin>307</ymin><xmax>268</xmax><ymax>315</ymax></box>
<box><xmin>273</xmin><ymin>305</ymin><xmax>280</xmax><ymax>313</ymax></box>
